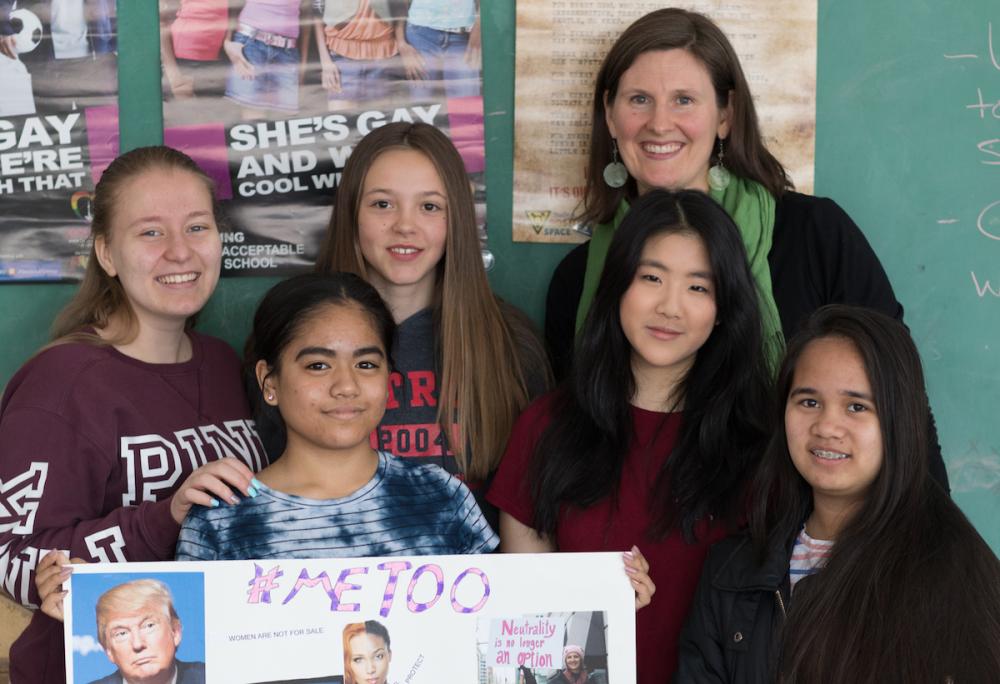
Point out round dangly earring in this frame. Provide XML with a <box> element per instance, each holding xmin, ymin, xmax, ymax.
<box><xmin>708</xmin><ymin>138</ymin><xmax>732</xmax><ymax>191</ymax></box>
<box><xmin>603</xmin><ymin>139</ymin><xmax>629</xmax><ymax>188</ymax></box>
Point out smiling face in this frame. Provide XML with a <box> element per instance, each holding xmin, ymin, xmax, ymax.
<box><xmin>95</xmin><ymin>167</ymin><xmax>221</xmax><ymax>331</ymax></box>
<box><xmin>619</xmin><ymin>230</ymin><xmax>717</xmax><ymax>396</ymax></box>
<box><xmin>785</xmin><ymin>336</ymin><xmax>884</xmax><ymax>516</ymax></box>
<box><xmin>605</xmin><ymin>49</ymin><xmax>731</xmax><ymax>194</ymax></box>
<box><xmin>564</xmin><ymin>652</ymin><xmax>583</xmax><ymax>672</ymax></box>
<box><xmin>259</xmin><ymin>302</ymin><xmax>389</xmax><ymax>458</ymax></box>
<box><xmin>102</xmin><ymin>605</ymin><xmax>180</xmax><ymax>684</ymax></box>
<box><xmin>357</xmin><ymin>148</ymin><xmax>448</xmax><ymax>313</ymax></box>
<box><xmin>347</xmin><ymin>633</ymin><xmax>391</xmax><ymax>684</ymax></box>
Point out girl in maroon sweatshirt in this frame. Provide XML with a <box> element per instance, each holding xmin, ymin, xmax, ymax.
<box><xmin>0</xmin><ymin>146</ymin><xmax>267</xmax><ymax>683</ymax></box>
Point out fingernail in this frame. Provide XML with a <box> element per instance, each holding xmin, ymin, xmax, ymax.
<box><xmin>229</xmin><ymin>495</ymin><xmax>240</xmax><ymax>505</ymax></box>
<box><xmin>247</xmin><ymin>485</ymin><xmax>259</xmax><ymax>497</ymax></box>
<box><xmin>251</xmin><ymin>478</ymin><xmax>263</xmax><ymax>489</ymax></box>
<box><xmin>624</xmin><ymin>566</ymin><xmax>637</xmax><ymax>574</ymax></box>
<box><xmin>210</xmin><ymin>498</ymin><xmax>220</xmax><ymax>508</ymax></box>
<box><xmin>623</xmin><ymin>551</ymin><xmax>634</xmax><ymax>559</ymax></box>
<box><xmin>632</xmin><ymin>545</ymin><xmax>640</xmax><ymax>554</ymax></box>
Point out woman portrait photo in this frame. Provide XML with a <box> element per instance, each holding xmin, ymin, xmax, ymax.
<box><xmin>342</xmin><ymin>621</ymin><xmax>391</xmax><ymax>684</ymax></box>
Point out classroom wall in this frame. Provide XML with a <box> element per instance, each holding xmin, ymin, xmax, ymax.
<box><xmin>0</xmin><ymin>0</ymin><xmax>569</xmax><ymax>382</ymax></box>
<box><xmin>0</xmin><ymin>2</ymin><xmax>997</xmax><ymax>553</ymax></box>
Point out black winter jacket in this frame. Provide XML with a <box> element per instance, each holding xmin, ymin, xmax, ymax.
<box><xmin>673</xmin><ymin>535</ymin><xmax>792</xmax><ymax>684</ymax></box>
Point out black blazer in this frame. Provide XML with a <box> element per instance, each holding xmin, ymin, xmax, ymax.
<box><xmin>90</xmin><ymin>659</ymin><xmax>205</xmax><ymax>684</ymax></box>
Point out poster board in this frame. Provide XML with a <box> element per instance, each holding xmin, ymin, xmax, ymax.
<box><xmin>65</xmin><ymin>553</ymin><xmax>635</xmax><ymax>683</ymax></box>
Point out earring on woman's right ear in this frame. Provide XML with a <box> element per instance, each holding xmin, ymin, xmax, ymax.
<box><xmin>603</xmin><ymin>139</ymin><xmax>629</xmax><ymax>188</ymax></box>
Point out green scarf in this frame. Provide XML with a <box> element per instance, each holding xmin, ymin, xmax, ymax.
<box><xmin>574</xmin><ymin>178</ymin><xmax>784</xmax><ymax>371</ymax></box>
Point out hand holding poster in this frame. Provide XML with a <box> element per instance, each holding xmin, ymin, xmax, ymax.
<box><xmin>65</xmin><ymin>553</ymin><xmax>635</xmax><ymax>683</ymax></box>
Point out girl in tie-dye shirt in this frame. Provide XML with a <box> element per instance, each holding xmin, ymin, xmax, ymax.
<box><xmin>176</xmin><ymin>272</ymin><xmax>497</xmax><ymax>560</ymax></box>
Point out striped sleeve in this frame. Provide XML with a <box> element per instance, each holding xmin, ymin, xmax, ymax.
<box><xmin>175</xmin><ymin>506</ymin><xmax>220</xmax><ymax>561</ymax></box>
<box><xmin>447</xmin><ymin>476</ymin><xmax>499</xmax><ymax>554</ymax></box>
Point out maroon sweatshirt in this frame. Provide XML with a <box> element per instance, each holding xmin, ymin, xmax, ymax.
<box><xmin>0</xmin><ymin>332</ymin><xmax>267</xmax><ymax>683</ymax></box>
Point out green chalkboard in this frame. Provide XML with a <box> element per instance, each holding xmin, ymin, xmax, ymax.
<box><xmin>0</xmin><ymin>2</ymin><xmax>996</xmax><ymax>551</ymax></box>
<box><xmin>815</xmin><ymin>3</ymin><xmax>1000</xmax><ymax>551</ymax></box>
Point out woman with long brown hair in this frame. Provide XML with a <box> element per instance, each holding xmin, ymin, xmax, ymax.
<box><xmin>316</xmin><ymin>122</ymin><xmax>551</xmax><ymax>523</ymax></box>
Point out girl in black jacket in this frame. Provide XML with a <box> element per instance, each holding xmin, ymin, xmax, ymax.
<box><xmin>675</xmin><ymin>305</ymin><xmax>1000</xmax><ymax>683</ymax></box>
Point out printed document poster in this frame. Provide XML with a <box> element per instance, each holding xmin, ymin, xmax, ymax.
<box><xmin>512</xmin><ymin>0</ymin><xmax>817</xmax><ymax>242</ymax></box>
<box><xmin>158</xmin><ymin>0</ymin><xmax>486</xmax><ymax>277</ymax></box>
<box><xmin>0</xmin><ymin>0</ymin><xmax>119</xmax><ymax>281</ymax></box>
<box><xmin>64</xmin><ymin>552</ymin><xmax>636</xmax><ymax>683</ymax></box>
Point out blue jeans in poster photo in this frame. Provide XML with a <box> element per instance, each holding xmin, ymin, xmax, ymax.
<box><xmin>405</xmin><ymin>23</ymin><xmax>480</xmax><ymax>101</ymax></box>
<box><xmin>331</xmin><ymin>52</ymin><xmax>394</xmax><ymax>103</ymax></box>
<box><xmin>225</xmin><ymin>31</ymin><xmax>300</xmax><ymax>112</ymax></box>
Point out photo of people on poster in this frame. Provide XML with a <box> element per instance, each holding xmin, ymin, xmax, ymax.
<box><xmin>158</xmin><ymin>0</ymin><xmax>486</xmax><ymax>277</ymax></box>
<box><xmin>0</xmin><ymin>0</ymin><xmax>119</xmax><ymax>281</ymax></box>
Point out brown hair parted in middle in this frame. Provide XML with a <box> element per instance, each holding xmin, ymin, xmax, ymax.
<box><xmin>315</xmin><ymin>122</ymin><xmax>551</xmax><ymax>481</ymax></box>
<box><xmin>581</xmin><ymin>7</ymin><xmax>792</xmax><ymax>227</ymax></box>
<box><xmin>50</xmin><ymin>145</ymin><xmax>220</xmax><ymax>346</ymax></box>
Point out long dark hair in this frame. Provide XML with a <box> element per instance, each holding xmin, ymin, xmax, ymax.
<box><xmin>531</xmin><ymin>189</ymin><xmax>772</xmax><ymax>541</ymax></box>
<box><xmin>581</xmin><ymin>8</ymin><xmax>791</xmax><ymax>227</ymax></box>
<box><xmin>750</xmin><ymin>305</ymin><xmax>1000</xmax><ymax>682</ymax></box>
<box><xmin>245</xmin><ymin>273</ymin><xmax>396</xmax><ymax>459</ymax></box>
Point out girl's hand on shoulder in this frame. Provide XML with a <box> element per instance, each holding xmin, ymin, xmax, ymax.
<box><xmin>624</xmin><ymin>545</ymin><xmax>655</xmax><ymax>610</ymax></box>
<box><xmin>36</xmin><ymin>551</ymin><xmax>87</xmax><ymax>623</ymax></box>
<box><xmin>169</xmin><ymin>458</ymin><xmax>260</xmax><ymax>524</ymax></box>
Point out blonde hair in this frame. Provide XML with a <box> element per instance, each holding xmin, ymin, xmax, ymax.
<box><xmin>316</xmin><ymin>123</ymin><xmax>551</xmax><ymax>480</ymax></box>
<box><xmin>95</xmin><ymin>579</ymin><xmax>179</xmax><ymax>649</ymax></box>
<box><xmin>51</xmin><ymin>146</ymin><xmax>218</xmax><ymax>346</ymax></box>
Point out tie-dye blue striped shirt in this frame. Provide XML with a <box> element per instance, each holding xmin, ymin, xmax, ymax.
<box><xmin>175</xmin><ymin>451</ymin><xmax>498</xmax><ymax>560</ymax></box>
